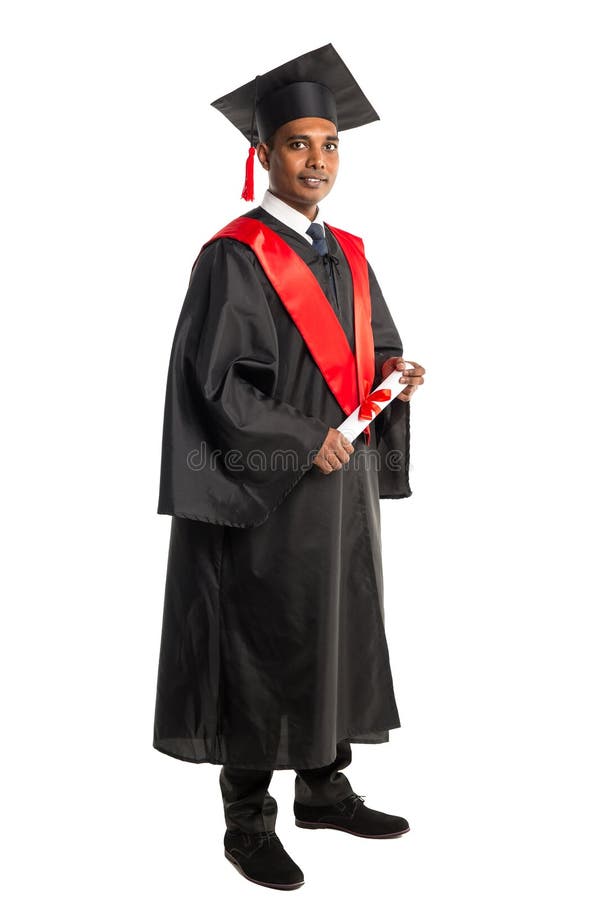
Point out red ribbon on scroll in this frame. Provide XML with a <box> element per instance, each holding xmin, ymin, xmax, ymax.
<box><xmin>358</xmin><ymin>387</ymin><xmax>392</xmax><ymax>422</ymax></box>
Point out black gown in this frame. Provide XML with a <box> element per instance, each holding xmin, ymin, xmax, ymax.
<box><xmin>153</xmin><ymin>205</ymin><xmax>411</xmax><ymax>770</ymax></box>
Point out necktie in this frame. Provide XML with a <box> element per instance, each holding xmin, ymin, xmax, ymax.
<box><xmin>306</xmin><ymin>222</ymin><xmax>339</xmax><ymax>310</ymax></box>
<box><xmin>306</xmin><ymin>221</ymin><xmax>329</xmax><ymax>256</ymax></box>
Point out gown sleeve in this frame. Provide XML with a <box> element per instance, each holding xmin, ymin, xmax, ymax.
<box><xmin>367</xmin><ymin>260</ymin><xmax>412</xmax><ymax>499</ymax></box>
<box><xmin>157</xmin><ymin>238</ymin><xmax>331</xmax><ymax>527</ymax></box>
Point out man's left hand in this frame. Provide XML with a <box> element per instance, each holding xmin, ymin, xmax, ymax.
<box><xmin>381</xmin><ymin>357</ymin><xmax>426</xmax><ymax>402</ymax></box>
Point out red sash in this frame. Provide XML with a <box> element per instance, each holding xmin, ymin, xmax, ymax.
<box><xmin>198</xmin><ymin>216</ymin><xmax>376</xmax><ymax>444</ymax></box>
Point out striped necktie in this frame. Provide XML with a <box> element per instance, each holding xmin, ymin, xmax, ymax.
<box><xmin>306</xmin><ymin>222</ymin><xmax>339</xmax><ymax>310</ymax></box>
<box><xmin>306</xmin><ymin>221</ymin><xmax>329</xmax><ymax>256</ymax></box>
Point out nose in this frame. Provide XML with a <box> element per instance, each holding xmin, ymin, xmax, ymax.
<box><xmin>306</xmin><ymin>147</ymin><xmax>325</xmax><ymax>169</ymax></box>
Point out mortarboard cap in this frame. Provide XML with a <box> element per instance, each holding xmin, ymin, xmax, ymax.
<box><xmin>210</xmin><ymin>43</ymin><xmax>380</xmax><ymax>201</ymax></box>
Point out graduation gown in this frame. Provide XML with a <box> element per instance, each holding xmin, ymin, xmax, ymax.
<box><xmin>153</xmin><ymin>205</ymin><xmax>411</xmax><ymax>770</ymax></box>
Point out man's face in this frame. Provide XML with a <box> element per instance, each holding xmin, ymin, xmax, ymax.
<box><xmin>256</xmin><ymin>117</ymin><xmax>339</xmax><ymax>216</ymax></box>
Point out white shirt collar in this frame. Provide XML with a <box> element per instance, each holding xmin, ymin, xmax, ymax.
<box><xmin>259</xmin><ymin>189</ymin><xmax>325</xmax><ymax>243</ymax></box>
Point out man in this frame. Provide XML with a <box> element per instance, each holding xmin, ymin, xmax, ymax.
<box><xmin>153</xmin><ymin>43</ymin><xmax>426</xmax><ymax>890</ymax></box>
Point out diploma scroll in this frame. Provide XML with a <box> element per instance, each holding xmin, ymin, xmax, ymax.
<box><xmin>336</xmin><ymin>366</ymin><xmax>412</xmax><ymax>443</ymax></box>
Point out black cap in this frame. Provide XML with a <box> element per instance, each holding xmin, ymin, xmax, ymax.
<box><xmin>210</xmin><ymin>42</ymin><xmax>380</xmax><ymax>147</ymax></box>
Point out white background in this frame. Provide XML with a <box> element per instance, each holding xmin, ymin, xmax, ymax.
<box><xmin>2</xmin><ymin>1</ymin><xmax>599</xmax><ymax>897</ymax></box>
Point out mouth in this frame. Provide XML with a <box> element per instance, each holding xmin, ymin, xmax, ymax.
<box><xmin>299</xmin><ymin>176</ymin><xmax>327</xmax><ymax>187</ymax></box>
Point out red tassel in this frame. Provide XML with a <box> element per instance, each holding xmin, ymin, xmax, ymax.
<box><xmin>241</xmin><ymin>145</ymin><xmax>255</xmax><ymax>201</ymax></box>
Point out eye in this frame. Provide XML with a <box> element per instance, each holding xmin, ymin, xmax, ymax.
<box><xmin>290</xmin><ymin>141</ymin><xmax>308</xmax><ymax>149</ymax></box>
<box><xmin>324</xmin><ymin>143</ymin><xmax>338</xmax><ymax>151</ymax></box>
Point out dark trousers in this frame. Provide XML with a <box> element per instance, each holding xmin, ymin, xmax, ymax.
<box><xmin>219</xmin><ymin>739</ymin><xmax>354</xmax><ymax>833</ymax></box>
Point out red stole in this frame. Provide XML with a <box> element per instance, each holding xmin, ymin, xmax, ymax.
<box><xmin>198</xmin><ymin>216</ymin><xmax>376</xmax><ymax>445</ymax></box>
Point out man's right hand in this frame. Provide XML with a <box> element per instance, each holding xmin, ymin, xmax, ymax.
<box><xmin>313</xmin><ymin>428</ymin><xmax>355</xmax><ymax>475</ymax></box>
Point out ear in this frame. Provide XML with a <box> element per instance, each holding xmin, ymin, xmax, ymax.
<box><xmin>256</xmin><ymin>141</ymin><xmax>270</xmax><ymax>171</ymax></box>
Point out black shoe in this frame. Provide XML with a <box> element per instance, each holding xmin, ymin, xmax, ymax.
<box><xmin>224</xmin><ymin>828</ymin><xmax>305</xmax><ymax>890</ymax></box>
<box><xmin>294</xmin><ymin>792</ymin><xmax>410</xmax><ymax>839</ymax></box>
